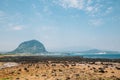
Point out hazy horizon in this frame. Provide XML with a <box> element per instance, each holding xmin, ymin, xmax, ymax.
<box><xmin>0</xmin><ymin>0</ymin><xmax>120</xmax><ymax>52</ymax></box>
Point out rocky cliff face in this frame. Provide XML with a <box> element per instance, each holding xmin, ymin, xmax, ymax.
<box><xmin>11</xmin><ymin>40</ymin><xmax>47</xmax><ymax>54</ymax></box>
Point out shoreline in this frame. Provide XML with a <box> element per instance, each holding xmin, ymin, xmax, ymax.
<box><xmin>0</xmin><ymin>55</ymin><xmax>120</xmax><ymax>63</ymax></box>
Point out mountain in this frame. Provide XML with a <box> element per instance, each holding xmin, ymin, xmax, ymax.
<box><xmin>10</xmin><ymin>40</ymin><xmax>47</xmax><ymax>54</ymax></box>
<box><xmin>80</xmin><ymin>49</ymin><xmax>120</xmax><ymax>54</ymax></box>
<box><xmin>81</xmin><ymin>49</ymin><xmax>103</xmax><ymax>53</ymax></box>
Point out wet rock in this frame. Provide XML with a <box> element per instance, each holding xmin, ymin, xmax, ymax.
<box><xmin>36</xmin><ymin>74</ymin><xmax>39</xmax><ymax>77</ymax></box>
<box><xmin>98</xmin><ymin>68</ymin><xmax>105</xmax><ymax>73</ymax></box>
<box><xmin>59</xmin><ymin>69</ymin><xmax>62</xmax><ymax>72</ymax></box>
<box><xmin>93</xmin><ymin>67</ymin><xmax>96</xmax><ymax>69</ymax></box>
<box><xmin>18</xmin><ymin>69</ymin><xmax>21</xmax><ymax>71</ymax></box>
<box><xmin>66</xmin><ymin>77</ymin><xmax>70</xmax><ymax>80</ymax></box>
<box><xmin>42</xmin><ymin>74</ymin><xmax>46</xmax><ymax>76</ymax></box>
<box><xmin>52</xmin><ymin>69</ymin><xmax>56</xmax><ymax>73</ymax></box>
<box><xmin>24</xmin><ymin>67</ymin><xmax>29</xmax><ymax>72</ymax></box>
<box><xmin>36</xmin><ymin>66</ymin><xmax>39</xmax><ymax>68</ymax></box>
<box><xmin>16</xmin><ymin>77</ymin><xmax>20</xmax><ymax>80</ymax></box>
<box><xmin>111</xmin><ymin>71</ymin><xmax>114</xmax><ymax>73</ymax></box>
<box><xmin>17</xmin><ymin>72</ymin><xmax>20</xmax><ymax>74</ymax></box>
<box><xmin>116</xmin><ymin>67</ymin><xmax>120</xmax><ymax>70</ymax></box>
<box><xmin>88</xmin><ymin>65</ymin><xmax>90</xmax><ymax>67</ymax></box>
<box><xmin>75</xmin><ymin>74</ymin><xmax>80</xmax><ymax>77</ymax></box>
<box><xmin>9</xmin><ymin>71</ymin><xmax>15</xmax><ymax>74</ymax></box>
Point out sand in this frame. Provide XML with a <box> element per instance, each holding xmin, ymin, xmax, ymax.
<box><xmin>0</xmin><ymin>61</ymin><xmax>120</xmax><ymax>80</ymax></box>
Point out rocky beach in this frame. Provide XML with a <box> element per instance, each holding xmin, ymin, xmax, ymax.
<box><xmin>0</xmin><ymin>56</ymin><xmax>120</xmax><ymax>80</ymax></box>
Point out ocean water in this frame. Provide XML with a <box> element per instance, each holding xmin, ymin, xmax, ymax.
<box><xmin>43</xmin><ymin>52</ymin><xmax>120</xmax><ymax>59</ymax></box>
<box><xmin>69</xmin><ymin>53</ymin><xmax>120</xmax><ymax>59</ymax></box>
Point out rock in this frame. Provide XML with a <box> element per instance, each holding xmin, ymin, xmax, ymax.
<box><xmin>0</xmin><ymin>62</ymin><xmax>19</xmax><ymax>69</ymax></box>
<box><xmin>16</xmin><ymin>78</ymin><xmax>20</xmax><ymax>80</ymax></box>
<box><xmin>24</xmin><ymin>67</ymin><xmax>29</xmax><ymax>72</ymax></box>
<box><xmin>116</xmin><ymin>66</ymin><xmax>120</xmax><ymax>70</ymax></box>
<box><xmin>75</xmin><ymin>74</ymin><xmax>80</xmax><ymax>77</ymax></box>
<box><xmin>98</xmin><ymin>68</ymin><xmax>105</xmax><ymax>73</ymax></box>
<box><xmin>66</xmin><ymin>77</ymin><xmax>70</xmax><ymax>80</ymax></box>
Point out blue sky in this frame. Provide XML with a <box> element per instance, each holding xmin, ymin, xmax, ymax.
<box><xmin>0</xmin><ymin>0</ymin><xmax>120</xmax><ymax>52</ymax></box>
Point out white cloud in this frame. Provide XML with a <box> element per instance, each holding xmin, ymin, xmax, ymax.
<box><xmin>86</xmin><ymin>6</ymin><xmax>93</xmax><ymax>12</ymax></box>
<box><xmin>87</xmin><ymin>0</ymin><xmax>92</xmax><ymax>5</ymax></box>
<box><xmin>0</xmin><ymin>10</ymin><xmax>8</xmax><ymax>22</ymax></box>
<box><xmin>38</xmin><ymin>26</ymin><xmax>58</xmax><ymax>33</ymax></box>
<box><xmin>1</xmin><ymin>24</ymin><xmax>24</xmax><ymax>31</ymax></box>
<box><xmin>1</xmin><ymin>13</ymin><xmax>24</xmax><ymax>31</ymax></box>
<box><xmin>0</xmin><ymin>10</ymin><xmax>5</xmax><ymax>17</ymax></box>
<box><xmin>86</xmin><ymin>4</ymin><xmax>101</xmax><ymax>16</ymax></box>
<box><xmin>104</xmin><ymin>7</ymin><xmax>113</xmax><ymax>16</ymax></box>
<box><xmin>12</xmin><ymin>26</ymin><xmax>23</xmax><ymax>31</ymax></box>
<box><xmin>43</xmin><ymin>6</ymin><xmax>52</xmax><ymax>15</ymax></box>
<box><xmin>55</xmin><ymin>0</ymin><xmax>85</xmax><ymax>10</ymax></box>
<box><xmin>32</xmin><ymin>4</ymin><xmax>37</xmax><ymax>9</ymax></box>
<box><xmin>0</xmin><ymin>11</ymin><xmax>25</xmax><ymax>31</ymax></box>
<box><xmin>35</xmin><ymin>11</ymin><xmax>41</xmax><ymax>16</ymax></box>
<box><xmin>89</xmin><ymin>19</ymin><xmax>103</xmax><ymax>26</ymax></box>
<box><xmin>53</xmin><ymin>0</ymin><xmax>113</xmax><ymax>17</ymax></box>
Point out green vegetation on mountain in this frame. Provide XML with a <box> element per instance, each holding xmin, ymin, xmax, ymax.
<box><xmin>10</xmin><ymin>40</ymin><xmax>47</xmax><ymax>54</ymax></box>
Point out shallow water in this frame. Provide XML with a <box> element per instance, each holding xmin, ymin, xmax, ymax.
<box><xmin>69</xmin><ymin>53</ymin><xmax>120</xmax><ymax>59</ymax></box>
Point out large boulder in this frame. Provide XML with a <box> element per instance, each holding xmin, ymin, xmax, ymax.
<box><xmin>11</xmin><ymin>40</ymin><xmax>47</xmax><ymax>54</ymax></box>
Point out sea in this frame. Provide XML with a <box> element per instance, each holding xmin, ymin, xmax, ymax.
<box><xmin>68</xmin><ymin>53</ymin><xmax>120</xmax><ymax>59</ymax></box>
<box><xmin>42</xmin><ymin>52</ymin><xmax>120</xmax><ymax>59</ymax></box>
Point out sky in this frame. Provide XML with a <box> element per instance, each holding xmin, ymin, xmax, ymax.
<box><xmin>0</xmin><ymin>0</ymin><xmax>120</xmax><ymax>52</ymax></box>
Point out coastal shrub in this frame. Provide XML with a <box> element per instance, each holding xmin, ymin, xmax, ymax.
<box><xmin>0</xmin><ymin>78</ymin><xmax>11</xmax><ymax>80</ymax></box>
